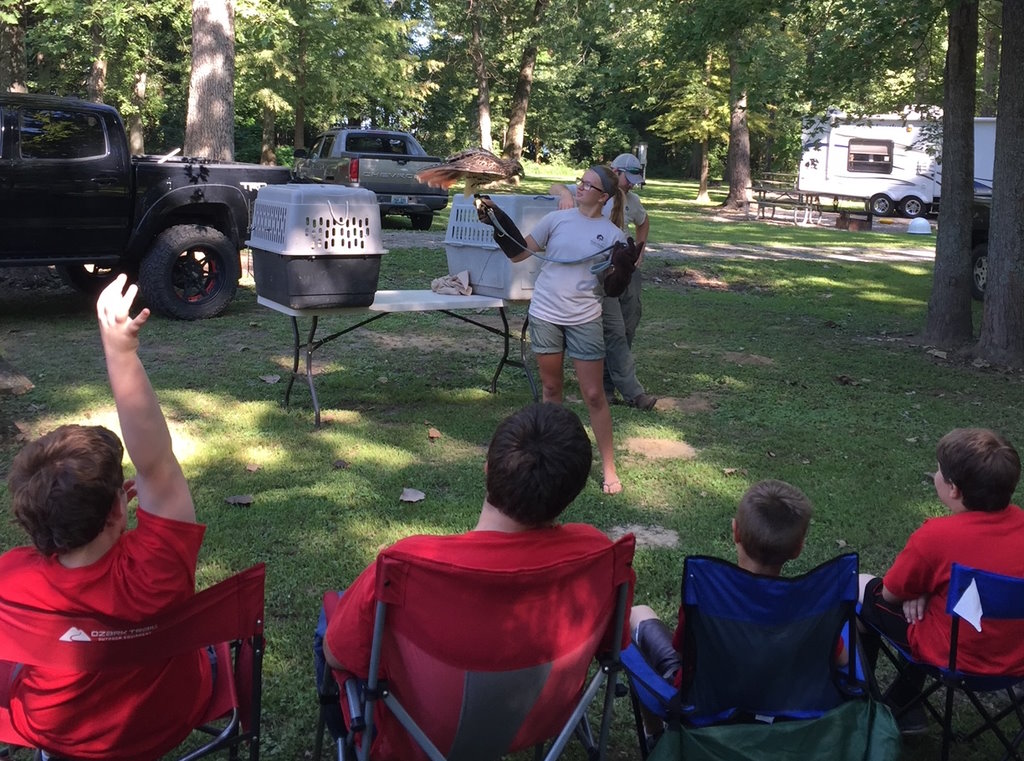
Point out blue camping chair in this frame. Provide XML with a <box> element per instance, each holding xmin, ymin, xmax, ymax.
<box><xmin>622</xmin><ymin>553</ymin><xmax>899</xmax><ymax>760</ymax></box>
<box><xmin>874</xmin><ymin>563</ymin><xmax>1024</xmax><ymax>761</ymax></box>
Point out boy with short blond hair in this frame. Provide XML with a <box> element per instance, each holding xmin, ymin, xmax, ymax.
<box><xmin>630</xmin><ymin>479</ymin><xmax>814</xmax><ymax>684</ymax></box>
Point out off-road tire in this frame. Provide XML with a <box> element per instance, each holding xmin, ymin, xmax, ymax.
<box><xmin>139</xmin><ymin>225</ymin><xmax>239</xmax><ymax>320</ymax></box>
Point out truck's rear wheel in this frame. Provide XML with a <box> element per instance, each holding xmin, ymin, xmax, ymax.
<box><xmin>57</xmin><ymin>264</ymin><xmax>120</xmax><ymax>295</ymax></box>
<box><xmin>139</xmin><ymin>225</ymin><xmax>239</xmax><ymax>320</ymax></box>
<box><xmin>411</xmin><ymin>212</ymin><xmax>433</xmax><ymax>231</ymax></box>
<box><xmin>971</xmin><ymin>243</ymin><xmax>988</xmax><ymax>301</ymax></box>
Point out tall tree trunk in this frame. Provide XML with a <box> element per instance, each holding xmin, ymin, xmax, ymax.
<box><xmin>696</xmin><ymin>139</ymin><xmax>710</xmax><ymax>203</ymax></box>
<box><xmin>979</xmin><ymin>0</ymin><xmax>1000</xmax><ymax>117</ymax></box>
<box><xmin>293</xmin><ymin>21</ymin><xmax>307</xmax><ymax>150</ymax></box>
<box><xmin>978</xmin><ymin>0</ymin><xmax>1024</xmax><ymax>365</ymax></box>
<box><xmin>127</xmin><ymin>71</ymin><xmax>147</xmax><ymax>154</ymax></box>
<box><xmin>86</xmin><ymin>18</ymin><xmax>106</xmax><ymax>102</ymax></box>
<box><xmin>261</xmin><ymin>104</ymin><xmax>276</xmax><ymax>164</ymax></box>
<box><xmin>469</xmin><ymin>5</ymin><xmax>491</xmax><ymax>151</ymax></box>
<box><xmin>695</xmin><ymin>51</ymin><xmax>713</xmax><ymax>203</ymax></box>
<box><xmin>502</xmin><ymin>0</ymin><xmax>549</xmax><ymax>161</ymax></box>
<box><xmin>723</xmin><ymin>51</ymin><xmax>751</xmax><ymax>210</ymax></box>
<box><xmin>923</xmin><ymin>0</ymin><xmax>978</xmax><ymax>347</ymax></box>
<box><xmin>0</xmin><ymin>5</ymin><xmax>27</xmax><ymax>93</ymax></box>
<box><xmin>184</xmin><ymin>0</ymin><xmax>236</xmax><ymax>161</ymax></box>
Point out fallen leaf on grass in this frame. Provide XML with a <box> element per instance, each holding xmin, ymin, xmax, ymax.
<box><xmin>722</xmin><ymin>467</ymin><xmax>748</xmax><ymax>476</ymax></box>
<box><xmin>259</xmin><ymin>374</ymin><xmax>280</xmax><ymax>384</ymax></box>
<box><xmin>400</xmin><ymin>488</ymin><xmax>426</xmax><ymax>503</ymax></box>
<box><xmin>836</xmin><ymin>539</ymin><xmax>848</xmax><ymax>548</ymax></box>
<box><xmin>427</xmin><ymin>427</ymin><xmax>442</xmax><ymax>440</ymax></box>
<box><xmin>245</xmin><ymin>463</ymin><xmax>261</xmax><ymax>473</ymax></box>
<box><xmin>927</xmin><ymin>348</ymin><xmax>947</xmax><ymax>360</ymax></box>
<box><xmin>225</xmin><ymin>494</ymin><xmax>254</xmax><ymax>506</ymax></box>
<box><xmin>835</xmin><ymin>374</ymin><xmax>860</xmax><ymax>386</ymax></box>
<box><xmin>333</xmin><ymin>459</ymin><xmax>350</xmax><ymax>470</ymax></box>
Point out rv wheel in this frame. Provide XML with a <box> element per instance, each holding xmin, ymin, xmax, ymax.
<box><xmin>971</xmin><ymin>244</ymin><xmax>987</xmax><ymax>301</ymax></box>
<box><xmin>899</xmin><ymin>196</ymin><xmax>926</xmax><ymax>218</ymax></box>
<box><xmin>869</xmin><ymin>194</ymin><xmax>894</xmax><ymax>216</ymax></box>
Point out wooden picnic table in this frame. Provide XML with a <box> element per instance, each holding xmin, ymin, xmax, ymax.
<box><xmin>750</xmin><ymin>186</ymin><xmax>823</xmax><ymax>225</ymax></box>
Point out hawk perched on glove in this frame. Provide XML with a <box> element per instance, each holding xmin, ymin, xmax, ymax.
<box><xmin>416</xmin><ymin>148</ymin><xmax>525</xmax><ymax>196</ymax></box>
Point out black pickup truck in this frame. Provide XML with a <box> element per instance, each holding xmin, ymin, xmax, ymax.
<box><xmin>0</xmin><ymin>94</ymin><xmax>292</xmax><ymax>319</ymax></box>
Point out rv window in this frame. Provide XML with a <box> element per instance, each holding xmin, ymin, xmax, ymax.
<box><xmin>848</xmin><ymin>139</ymin><xmax>893</xmax><ymax>174</ymax></box>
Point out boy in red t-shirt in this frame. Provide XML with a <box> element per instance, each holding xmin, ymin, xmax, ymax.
<box><xmin>858</xmin><ymin>428</ymin><xmax>1024</xmax><ymax>734</ymax></box>
<box><xmin>629</xmin><ymin>480</ymin><xmax>816</xmax><ymax>693</ymax></box>
<box><xmin>1</xmin><ymin>276</ymin><xmax>212</xmax><ymax>761</ymax></box>
<box><xmin>314</xmin><ymin>402</ymin><xmax>631</xmax><ymax>760</ymax></box>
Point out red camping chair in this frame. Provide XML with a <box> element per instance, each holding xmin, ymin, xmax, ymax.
<box><xmin>0</xmin><ymin>563</ymin><xmax>265</xmax><ymax>761</ymax></box>
<box><xmin>313</xmin><ymin>534</ymin><xmax>636</xmax><ymax>761</ymax></box>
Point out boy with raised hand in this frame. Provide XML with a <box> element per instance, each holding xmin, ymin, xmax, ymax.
<box><xmin>857</xmin><ymin>428</ymin><xmax>1024</xmax><ymax>734</ymax></box>
<box><xmin>2</xmin><ymin>275</ymin><xmax>212</xmax><ymax>761</ymax></box>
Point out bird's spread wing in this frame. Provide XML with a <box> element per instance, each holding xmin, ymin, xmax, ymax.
<box><xmin>416</xmin><ymin>148</ymin><xmax>521</xmax><ymax>190</ymax></box>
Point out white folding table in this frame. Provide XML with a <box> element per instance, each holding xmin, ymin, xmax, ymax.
<box><xmin>259</xmin><ymin>290</ymin><xmax>536</xmax><ymax>427</ymax></box>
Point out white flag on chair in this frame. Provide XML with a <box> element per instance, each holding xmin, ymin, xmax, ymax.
<box><xmin>952</xmin><ymin>578</ymin><xmax>984</xmax><ymax>633</ymax></box>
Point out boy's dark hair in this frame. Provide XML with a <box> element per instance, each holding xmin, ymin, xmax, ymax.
<box><xmin>485</xmin><ymin>403</ymin><xmax>593</xmax><ymax>525</ymax></box>
<box><xmin>937</xmin><ymin>428</ymin><xmax>1020</xmax><ymax>512</ymax></box>
<box><xmin>735</xmin><ymin>480</ymin><xmax>813</xmax><ymax>566</ymax></box>
<box><xmin>7</xmin><ymin>424</ymin><xmax>124</xmax><ymax>555</ymax></box>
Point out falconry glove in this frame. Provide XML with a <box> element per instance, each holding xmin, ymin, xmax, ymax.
<box><xmin>474</xmin><ymin>195</ymin><xmax>529</xmax><ymax>260</ymax></box>
<box><xmin>602</xmin><ymin>237</ymin><xmax>641</xmax><ymax>298</ymax></box>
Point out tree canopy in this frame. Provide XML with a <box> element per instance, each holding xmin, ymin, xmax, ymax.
<box><xmin>2</xmin><ymin>0</ymin><xmax>1021</xmax><ymax>363</ymax></box>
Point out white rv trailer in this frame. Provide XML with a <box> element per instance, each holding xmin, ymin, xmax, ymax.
<box><xmin>797</xmin><ymin>109</ymin><xmax>995</xmax><ymax>218</ymax></box>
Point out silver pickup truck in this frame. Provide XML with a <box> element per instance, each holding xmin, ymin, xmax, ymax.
<box><xmin>293</xmin><ymin>128</ymin><xmax>448</xmax><ymax>230</ymax></box>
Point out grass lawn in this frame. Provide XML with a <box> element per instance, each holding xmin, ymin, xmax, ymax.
<box><xmin>1</xmin><ymin>176</ymin><xmax>1020</xmax><ymax>760</ymax></box>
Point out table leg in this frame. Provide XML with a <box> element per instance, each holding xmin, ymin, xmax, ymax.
<box><xmin>284</xmin><ymin>316</ymin><xmax>300</xmax><ymax>408</ymax></box>
<box><xmin>305</xmin><ymin>316</ymin><xmax>323</xmax><ymax>428</ymax></box>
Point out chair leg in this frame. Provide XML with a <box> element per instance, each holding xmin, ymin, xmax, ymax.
<box><xmin>627</xmin><ymin>683</ymin><xmax>651</xmax><ymax>760</ymax></box>
<box><xmin>312</xmin><ymin>708</ymin><xmax>326</xmax><ymax>761</ymax></box>
<box><xmin>941</xmin><ymin>681</ymin><xmax>955</xmax><ymax>761</ymax></box>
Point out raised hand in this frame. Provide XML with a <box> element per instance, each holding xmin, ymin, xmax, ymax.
<box><xmin>97</xmin><ymin>275</ymin><xmax>151</xmax><ymax>357</ymax></box>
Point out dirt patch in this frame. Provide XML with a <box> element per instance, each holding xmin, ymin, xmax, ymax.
<box><xmin>623</xmin><ymin>437</ymin><xmax>698</xmax><ymax>460</ymax></box>
<box><xmin>654</xmin><ymin>392</ymin><xmax>715</xmax><ymax>413</ymax></box>
<box><xmin>651</xmin><ymin>266</ymin><xmax>733</xmax><ymax>292</ymax></box>
<box><xmin>608</xmin><ymin>523</ymin><xmax>680</xmax><ymax>549</ymax></box>
<box><xmin>722</xmin><ymin>351</ymin><xmax>774</xmax><ymax>367</ymax></box>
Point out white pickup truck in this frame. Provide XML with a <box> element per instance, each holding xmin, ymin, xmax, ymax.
<box><xmin>293</xmin><ymin>128</ymin><xmax>448</xmax><ymax>230</ymax></box>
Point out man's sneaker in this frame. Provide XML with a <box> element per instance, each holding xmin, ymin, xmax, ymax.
<box><xmin>628</xmin><ymin>393</ymin><xmax>658</xmax><ymax>411</ymax></box>
<box><xmin>893</xmin><ymin>702</ymin><xmax>929</xmax><ymax>736</ymax></box>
